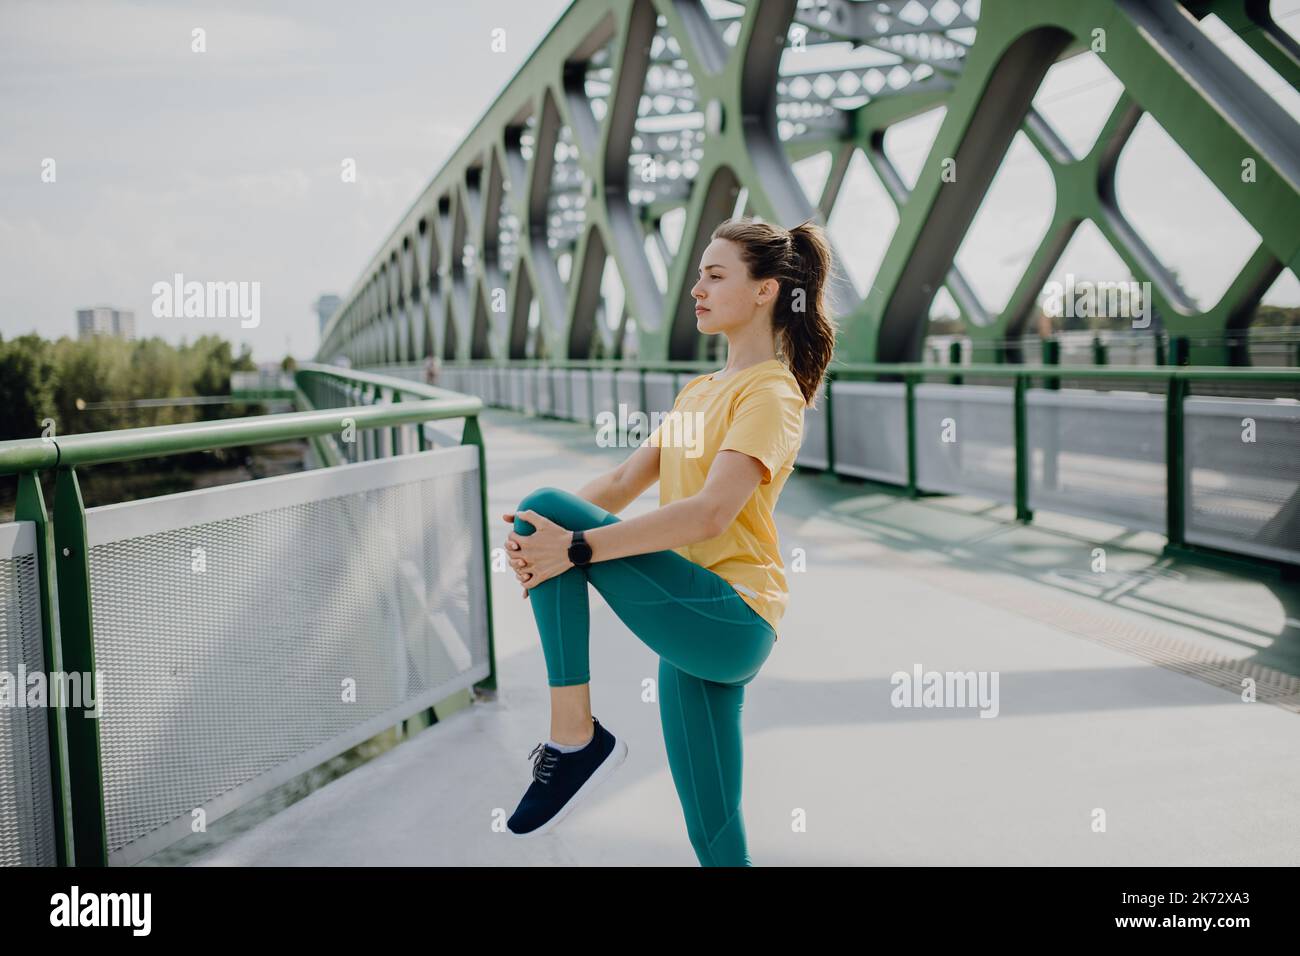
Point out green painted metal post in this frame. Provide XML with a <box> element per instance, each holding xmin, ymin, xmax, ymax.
<box><xmin>823</xmin><ymin>371</ymin><xmax>835</xmax><ymax>476</ymax></box>
<box><xmin>1092</xmin><ymin>335</ymin><xmax>1108</xmax><ymax>366</ymax></box>
<box><xmin>904</xmin><ymin>372</ymin><xmax>918</xmax><ymax>498</ymax></box>
<box><xmin>51</xmin><ymin>467</ymin><xmax>108</xmax><ymax>867</ymax></box>
<box><xmin>14</xmin><ymin>472</ymin><xmax>75</xmax><ymax>867</ymax></box>
<box><xmin>356</xmin><ymin>385</ymin><xmax>367</xmax><ymax>461</ymax></box>
<box><xmin>949</xmin><ymin>341</ymin><xmax>963</xmax><ymax>386</ymax></box>
<box><xmin>417</xmin><ymin>407</ymin><xmax>430</xmax><ymax>452</ymax></box>
<box><xmin>390</xmin><ymin>390</ymin><xmax>403</xmax><ymax>456</ymax></box>
<box><xmin>461</xmin><ymin>416</ymin><xmax>497</xmax><ymax>693</ymax></box>
<box><xmin>638</xmin><ymin>367</ymin><xmax>647</xmax><ymax>441</ymax></box>
<box><xmin>1041</xmin><ymin>338</ymin><xmax>1060</xmax><ymax>387</ymax></box>
<box><xmin>1165</xmin><ymin>375</ymin><xmax>1188</xmax><ymax>549</ymax></box>
<box><xmin>1040</xmin><ymin>341</ymin><xmax>1060</xmax><ymax>492</ymax></box>
<box><xmin>1173</xmin><ymin>336</ymin><xmax>1190</xmax><ymax>367</ymax></box>
<box><xmin>366</xmin><ymin>385</ymin><xmax>378</xmax><ymax>459</ymax></box>
<box><xmin>1014</xmin><ymin>374</ymin><xmax>1032</xmax><ymax>523</ymax></box>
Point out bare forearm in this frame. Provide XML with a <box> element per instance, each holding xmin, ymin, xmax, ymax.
<box><xmin>576</xmin><ymin>469</ymin><xmax>640</xmax><ymax>515</ymax></box>
<box><xmin>583</xmin><ymin>496</ymin><xmax>717</xmax><ymax>563</ymax></box>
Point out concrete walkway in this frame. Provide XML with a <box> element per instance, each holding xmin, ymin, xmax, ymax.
<box><xmin>192</xmin><ymin>407</ymin><xmax>1300</xmax><ymax>866</ymax></box>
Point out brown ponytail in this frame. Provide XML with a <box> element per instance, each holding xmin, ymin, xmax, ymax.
<box><xmin>710</xmin><ymin>216</ymin><xmax>838</xmax><ymax>409</ymax></box>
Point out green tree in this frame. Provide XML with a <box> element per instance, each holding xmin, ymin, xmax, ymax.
<box><xmin>0</xmin><ymin>335</ymin><xmax>56</xmax><ymax>441</ymax></box>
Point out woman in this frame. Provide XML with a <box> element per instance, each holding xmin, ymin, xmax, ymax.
<box><xmin>501</xmin><ymin>216</ymin><xmax>837</xmax><ymax>865</ymax></box>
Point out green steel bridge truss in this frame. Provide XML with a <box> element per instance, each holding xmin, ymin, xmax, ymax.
<box><xmin>316</xmin><ymin>0</ymin><xmax>1300</xmax><ymax>368</ymax></box>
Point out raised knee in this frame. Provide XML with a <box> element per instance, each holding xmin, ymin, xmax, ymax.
<box><xmin>516</xmin><ymin>486</ymin><xmax>565</xmax><ymax>515</ymax></box>
<box><xmin>514</xmin><ymin>486</ymin><xmax>576</xmax><ymax>534</ymax></box>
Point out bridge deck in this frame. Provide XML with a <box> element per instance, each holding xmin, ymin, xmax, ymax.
<box><xmin>190</xmin><ymin>408</ymin><xmax>1300</xmax><ymax>866</ymax></box>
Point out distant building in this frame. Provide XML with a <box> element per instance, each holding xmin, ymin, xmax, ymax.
<box><xmin>77</xmin><ymin>307</ymin><xmax>135</xmax><ymax>341</ymax></box>
<box><xmin>314</xmin><ymin>295</ymin><xmax>342</xmax><ymax>334</ymax></box>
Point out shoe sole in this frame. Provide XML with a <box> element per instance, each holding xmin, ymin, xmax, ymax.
<box><xmin>509</xmin><ymin>733</ymin><xmax>629</xmax><ymax>839</ymax></box>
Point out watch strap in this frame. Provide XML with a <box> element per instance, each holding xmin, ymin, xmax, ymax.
<box><xmin>569</xmin><ymin>529</ymin><xmax>592</xmax><ymax>566</ymax></box>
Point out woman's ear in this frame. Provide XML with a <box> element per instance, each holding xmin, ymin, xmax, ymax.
<box><xmin>756</xmin><ymin>277</ymin><xmax>779</xmax><ymax>305</ymax></box>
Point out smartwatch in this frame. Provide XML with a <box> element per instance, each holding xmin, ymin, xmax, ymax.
<box><xmin>568</xmin><ymin>529</ymin><xmax>593</xmax><ymax>568</ymax></box>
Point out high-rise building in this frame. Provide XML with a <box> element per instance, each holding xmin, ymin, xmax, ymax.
<box><xmin>77</xmin><ymin>307</ymin><xmax>136</xmax><ymax>341</ymax></box>
<box><xmin>314</xmin><ymin>295</ymin><xmax>341</xmax><ymax>334</ymax></box>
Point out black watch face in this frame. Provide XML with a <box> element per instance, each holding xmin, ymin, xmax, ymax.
<box><xmin>572</xmin><ymin>541</ymin><xmax>593</xmax><ymax>564</ymax></box>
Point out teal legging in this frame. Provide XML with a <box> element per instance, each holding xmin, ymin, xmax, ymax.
<box><xmin>512</xmin><ymin>486</ymin><xmax>777</xmax><ymax>866</ymax></box>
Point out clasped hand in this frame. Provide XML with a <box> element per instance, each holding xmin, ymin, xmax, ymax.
<box><xmin>501</xmin><ymin>510</ymin><xmax>575</xmax><ymax>598</ymax></box>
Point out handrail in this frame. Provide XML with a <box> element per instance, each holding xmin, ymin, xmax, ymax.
<box><xmin>822</xmin><ymin>363</ymin><xmax>1300</xmax><ymax>383</ymax></box>
<box><xmin>0</xmin><ymin>395</ymin><xmax>482</xmax><ymax>475</ymax></box>
<box><xmin>409</xmin><ymin>359</ymin><xmax>719</xmax><ymax>374</ymax></box>
<box><xmin>295</xmin><ymin>361</ymin><xmax>477</xmax><ymax>401</ymax></box>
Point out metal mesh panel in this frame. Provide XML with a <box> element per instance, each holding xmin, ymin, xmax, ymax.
<box><xmin>591</xmin><ymin>371</ymin><xmax>616</xmax><ymax>424</ymax></box>
<box><xmin>615</xmin><ymin>371</ymin><xmax>643</xmax><ymax>422</ymax></box>
<box><xmin>829</xmin><ymin>381</ymin><xmax>906</xmax><ymax>482</ymax></box>
<box><xmin>1185</xmin><ymin>397</ymin><xmax>1300</xmax><ymax>563</ymax></box>
<box><xmin>1027</xmin><ymin>388</ymin><xmax>1166</xmax><ymax>532</ymax></box>
<box><xmin>551</xmin><ymin>369</ymin><xmax>570</xmax><ymax>419</ymax></box>
<box><xmin>84</xmin><ymin>448</ymin><xmax>489</xmax><ymax>864</ymax></box>
<box><xmin>508</xmin><ymin>369</ymin><xmax>524</xmax><ymax>410</ymax></box>
<box><xmin>914</xmin><ymin>384</ymin><xmax>1016</xmax><ymax>503</ymax></box>
<box><xmin>572</xmin><ymin>370</ymin><xmax>592</xmax><ymax>423</ymax></box>
<box><xmin>644</xmin><ymin>373</ymin><xmax>675</xmax><ymax>418</ymax></box>
<box><xmin>0</xmin><ymin>527</ymin><xmax>57</xmax><ymax>867</ymax></box>
<box><xmin>797</xmin><ymin>380</ymin><xmax>829</xmax><ymax>469</ymax></box>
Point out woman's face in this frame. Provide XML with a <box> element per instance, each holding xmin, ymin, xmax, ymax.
<box><xmin>691</xmin><ymin>237</ymin><xmax>773</xmax><ymax>334</ymax></box>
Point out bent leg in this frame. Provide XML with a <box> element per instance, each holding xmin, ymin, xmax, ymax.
<box><xmin>513</xmin><ymin>486</ymin><xmax>775</xmax><ymax>687</ymax></box>
<box><xmin>512</xmin><ymin>486</ymin><xmax>622</xmax><ymax>687</ymax></box>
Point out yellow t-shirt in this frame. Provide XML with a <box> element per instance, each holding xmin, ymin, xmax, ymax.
<box><xmin>645</xmin><ymin>358</ymin><xmax>806</xmax><ymax>640</ymax></box>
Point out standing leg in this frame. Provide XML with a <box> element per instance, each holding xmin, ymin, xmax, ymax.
<box><xmin>658</xmin><ymin>657</ymin><xmax>753</xmax><ymax>866</ymax></box>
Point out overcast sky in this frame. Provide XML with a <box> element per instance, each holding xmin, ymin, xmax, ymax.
<box><xmin>0</xmin><ymin>0</ymin><xmax>570</xmax><ymax>360</ymax></box>
<box><xmin>2</xmin><ymin>0</ymin><xmax>1296</xmax><ymax>363</ymax></box>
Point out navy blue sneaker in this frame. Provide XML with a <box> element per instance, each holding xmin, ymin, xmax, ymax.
<box><xmin>507</xmin><ymin>716</ymin><xmax>628</xmax><ymax>838</ymax></box>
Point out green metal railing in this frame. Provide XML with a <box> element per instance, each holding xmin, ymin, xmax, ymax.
<box><xmin>824</xmin><ymin>364</ymin><xmax>1300</xmax><ymax>560</ymax></box>
<box><xmin>0</xmin><ymin>365</ymin><xmax>496</xmax><ymax>866</ymax></box>
<box><xmin>433</xmin><ymin>358</ymin><xmax>1300</xmax><ymax>574</ymax></box>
